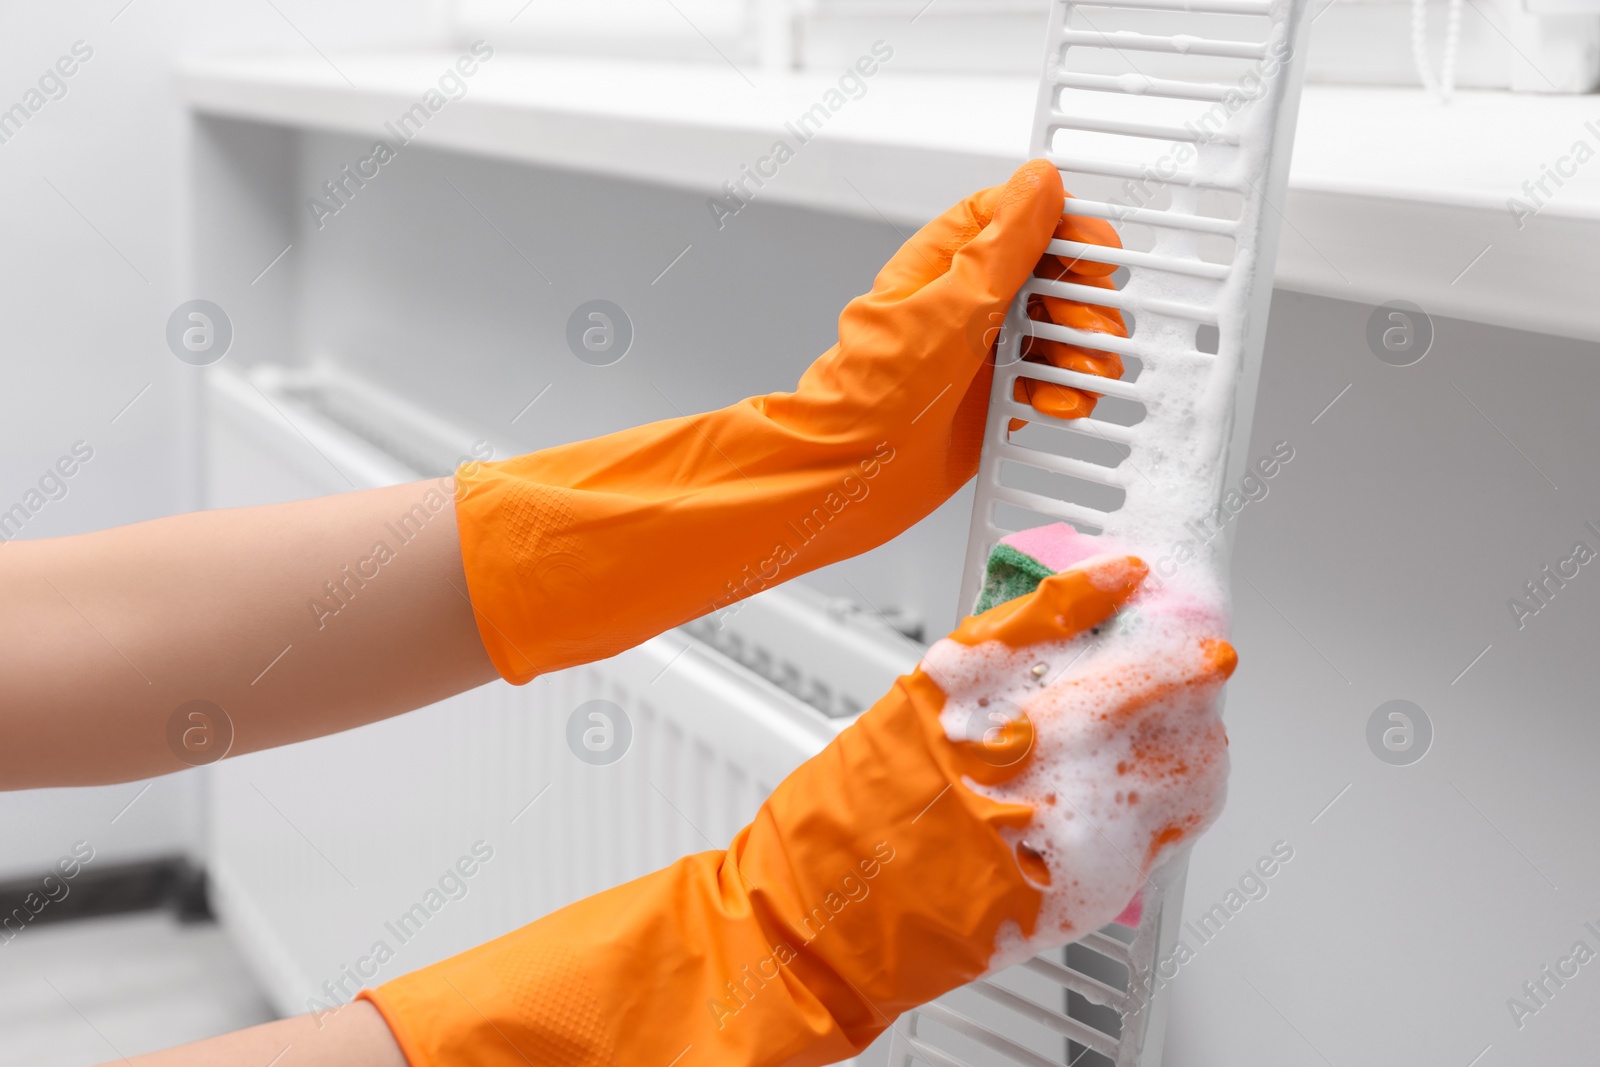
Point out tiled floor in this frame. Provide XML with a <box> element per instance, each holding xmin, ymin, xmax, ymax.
<box><xmin>0</xmin><ymin>912</ymin><xmax>277</xmax><ymax>1066</ymax></box>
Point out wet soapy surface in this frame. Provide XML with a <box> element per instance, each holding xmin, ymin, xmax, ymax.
<box><xmin>923</xmin><ymin>539</ymin><xmax>1231</xmax><ymax>970</ymax></box>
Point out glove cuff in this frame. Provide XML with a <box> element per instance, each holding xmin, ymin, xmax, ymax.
<box><xmin>452</xmin><ymin>414</ymin><xmax>915</xmax><ymax>686</ymax></box>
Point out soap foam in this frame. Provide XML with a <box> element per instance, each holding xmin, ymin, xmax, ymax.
<box><xmin>923</xmin><ymin>542</ymin><xmax>1230</xmax><ymax>971</ymax></box>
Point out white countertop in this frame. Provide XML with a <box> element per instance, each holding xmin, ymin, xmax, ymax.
<box><xmin>180</xmin><ymin>51</ymin><xmax>1600</xmax><ymax>342</ymax></box>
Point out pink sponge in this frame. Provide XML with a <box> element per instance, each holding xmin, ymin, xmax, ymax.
<box><xmin>998</xmin><ymin>523</ymin><xmax>1102</xmax><ymax>573</ymax></box>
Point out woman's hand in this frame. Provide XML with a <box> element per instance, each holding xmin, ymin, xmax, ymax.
<box><xmin>929</xmin><ymin>556</ymin><xmax>1235</xmax><ymax>954</ymax></box>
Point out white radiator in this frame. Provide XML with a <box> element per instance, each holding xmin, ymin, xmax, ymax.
<box><xmin>201</xmin><ymin>362</ymin><xmax>918</xmax><ymax>1053</ymax></box>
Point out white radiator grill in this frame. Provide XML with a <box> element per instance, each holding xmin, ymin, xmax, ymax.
<box><xmin>906</xmin><ymin>0</ymin><xmax>1311</xmax><ymax>1064</ymax></box>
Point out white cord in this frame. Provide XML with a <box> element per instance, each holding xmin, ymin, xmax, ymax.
<box><xmin>1411</xmin><ymin>0</ymin><xmax>1464</xmax><ymax>101</ymax></box>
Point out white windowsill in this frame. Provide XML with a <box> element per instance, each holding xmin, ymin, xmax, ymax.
<box><xmin>179</xmin><ymin>51</ymin><xmax>1600</xmax><ymax>343</ymax></box>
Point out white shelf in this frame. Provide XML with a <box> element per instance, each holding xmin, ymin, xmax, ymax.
<box><xmin>180</xmin><ymin>52</ymin><xmax>1034</xmax><ymax>235</ymax></box>
<box><xmin>1281</xmin><ymin>86</ymin><xmax>1600</xmax><ymax>344</ymax></box>
<box><xmin>181</xmin><ymin>51</ymin><xmax>1600</xmax><ymax>342</ymax></box>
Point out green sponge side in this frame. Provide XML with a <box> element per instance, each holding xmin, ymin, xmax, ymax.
<box><xmin>973</xmin><ymin>542</ymin><xmax>1056</xmax><ymax>615</ymax></box>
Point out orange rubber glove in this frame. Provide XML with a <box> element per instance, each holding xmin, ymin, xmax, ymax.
<box><xmin>1009</xmin><ymin>201</ymin><xmax>1128</xmax><ymax>428</ymax></box>
<box><xmin>454</xmin><ymin>161</ymin><xmax>1124</xmax><ymax>684</ymax></box>
<box><xmin>359</xmin><ymin>555</ymin><xmax>1234</xmax><ymax>1067</ymax></box>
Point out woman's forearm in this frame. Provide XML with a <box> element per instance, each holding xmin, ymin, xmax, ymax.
<box><xmin>0</xmin><ymin>479</ymin><xmax>497</xmax><ymax>789</ymax></box>
<box><xmin>112</xmin><ymin>1002</ymin><xmax>406</xmax><ymax>1067</ymax></box>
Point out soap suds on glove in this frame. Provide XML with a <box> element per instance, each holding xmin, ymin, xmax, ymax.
<box><xmin>925</xmin><ymin>536</ymin><xmax>1230</xmax><ymax>970</ymax></box>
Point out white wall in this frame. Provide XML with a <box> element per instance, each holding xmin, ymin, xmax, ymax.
<box><xmin>1170</xmin><ymin>292</ymin><xmax>1600</xmax><ymax>1065</ymax></box>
